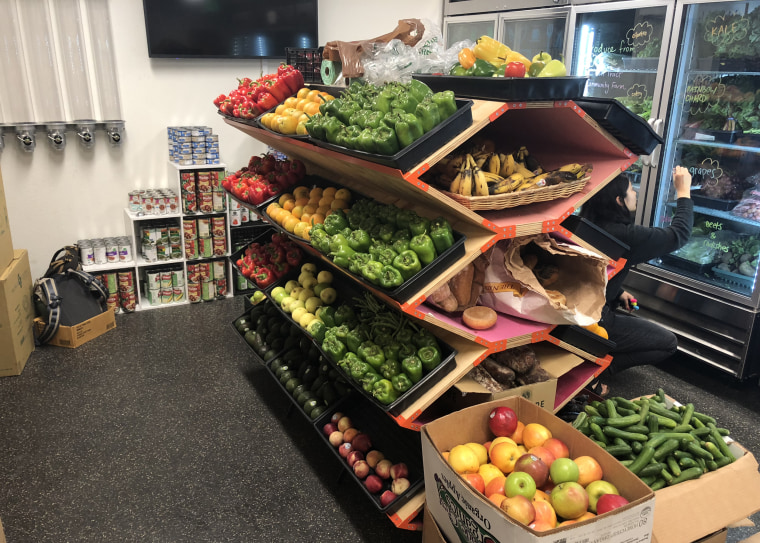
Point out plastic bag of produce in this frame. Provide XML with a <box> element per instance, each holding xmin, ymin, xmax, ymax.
<box><xmin>732</xmin><ymin>187</ymin><xmax>760</xmax><ymax>222</ymax></box>
<box><xmin>478</xmin><ymin>236</ymin><xmax>608</xmax><ymax>326</ymax></box>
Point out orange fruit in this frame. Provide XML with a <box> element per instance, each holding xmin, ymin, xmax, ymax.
<box><xmin>489</xmin><ymin>442</ymin><xmax>521</xmax><ymax>474</ymax></box>
<box><xmin>522</xmin><ymin>423</ymin><xmax>552</xmax><ymax>450</ymax></box>
<box><xmin>448</xmin><ymin>444</ymin><xmax>480</xmax><ymax>474</ymax></box>
<box><xmin>291</xmin><ymin>205</ymin><xmax>304</xmax><ymax>219</ymax></box>
<box><xmin>309</xmin><ymin>213</ymin><xmax>325</xmax><ymax>225</ymax></box>
<box><xmin>265</xmin><ymin>202</ymin><xmax>281</xmax><ymax>216</ymax></box>
<box><xmin>488</xmin><ymin>493</ymin><xmax>507</xmax><ymax>508</ymax></box>
<box><xmin>293</xmin><ymin>221</ymin><xmax>309</xmax><ymax>238</ymax></box>
<box><xmin>318</xmin><ymin>196</ymin><xmax>334</xmax><ymax>208</ymax></box>
<box><xmin>488</xmin><ymin>436</ymin><xmax>517</xmax><ymax>456</ymax></box>
<box><xmin>301</xmin><ymin>226</ymin><xmax>312</xmax><ymax>241</ymax></box>
<box><xmin>283</xmin><ymin>215</ymin><xmax>299</xmax><ymax>233</ymax></box>
<box><xmin>283</xmin><ymin>199</ymin><xmax>297</xmax><ymax>212</ymax></box>
<box><xmin>484</xmin><ymin>475</ymin><xmax>507</xmax><ymax>498</ymax></box>
<box><xmin>510</xmin><ymin>421</ymin><xmax>525</xmax><ymax>445</ymax></box>
<box><xmin>330</xmin><ymin>199</ymin><xmax>350</xmax><ymax>210</ymax></box>
<box><xmin>322</xmin><ymin>186</ymin><xmax>337</xmax><ymax>198</ymax></box>
<box><xmin>307</xmin><ymin>89</ymin><xmax>321</xmax><ymax>101</ymax></box>
<box><xmin>309</xmin><ymin>187</ymin><xmax>323</xmax><ymax>199</ymax></box>
<box><xmin>294</xmin><ymin>196</ymin><xmax>309</xmax><ymax>206</ymax></box>
<box><xmin>292</xmin><ymin>186</ymin><xmax>310</xmax><ymax>198</ymax></box>
<box><xmin>316</xmin><ymin>205</ymin><xmax>331</xmax><ymax>216</ymax></box>
<box><xmin>334</xmin><ymin>188</ymin><xmax>351</xmax><ymax>201</ymax></box>
<box><xmin>278</xmin><ymin>193</ymin><xmax>294</xmax><ymax>206</ymax></box>
<box><xmin>300</xmin><ymin>212</ymin><xmax>312</xmax><ymax>224</ymax></box>
<box><xmin>296</xmin><ymin>87</ymin><xmax>310</xmax><ymax>99</ymax></box>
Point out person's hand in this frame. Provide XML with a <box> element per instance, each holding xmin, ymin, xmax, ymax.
<box><xmin>619</xmin><ymin>291</ymin><xmax>635</xmax><ymax>311</ymax></box>
<box><xmin>672</xmin><ymin>165</ymin><xmax>692</xmax><ymax>199</ymax></box>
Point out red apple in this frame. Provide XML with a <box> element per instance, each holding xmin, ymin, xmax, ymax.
<box><xmin>330</xmin><ymin>412</ymin><xmax>344</xmax><ymax>425</ymax></box>
<box><xmin>500</xmin><ymin>494</ymin><xmax>536</xmax><ymax>525</ymax></box>
<box><xmin>528</xmin><ymin>446</ymin><xmax>557</xmax><ymax>469</ymax></box>
<box><xmin>366</xmin><ymin>450</ymin><xmax>385</xmax><ymax>468</ymax></box>
<box><xmin>586</xmin><ymin>479</ymin><xmax>619</xmax><ymax>513</ymax></box>
<box><xmin>550</xmin><ymin>481</ymin><xmax>589</xmax><ymax>519</ymax></box>
<box><xmin>390</xmin><ymin>462</ymin><xmax>409</xmax><ymax>480</ymax></box>
<box><xmin>351</xmin><ymin>433</ymin><xmax>372</xmax><ymax>453</ymax></box>
<box><xmin>342</xmin><ymin>427</ymin><xmax>360</xmax><ymax>443</ymax></box>
<box><xmin>353</xmin><ymin>460</ymin><xmax>371</xmax><ymax>479</ymax></box>
<box><xmin>380</xmin><ymin>490</ymin><xmax>397</xmax><ymax>507</ymax></box>
<box><xmin>542</xmin><ymin>437</ymin><xmax>570</xmax><ymax>460</ymax></box>
<box><xmin>375</xmin><ymin>459</ymin><xmax>393</xmax><ymax>479</ymax></box>
<box><xmin>328</xmin><ymin>431</ymin><xmax>344</xmax><ymax>447</ymax></box>
<box><xmin>346</xmin><ymin>450</ymin><xmax>364</xmax><ymax>467</ymax></box>
<box><xmin>338</xmin><ymin>442</ymin><xmax>353</xmax><ymax>458</ymax></box>
<box><xmin>513</xmin><ymin>453</ymin><xmax>549</xmax><ymax>488</ymax></box>
<box><xmin>596</xmin><ymin>493</ymin><xmax>629</xmax><ymax>515</ymax></box>
<box><xmin>488</xmin><ymin>406</ymin><xmax>518</xmax><ymax>437</ymax></box>
<box><xmin>337</xmin><ymin>416</ymin><xmax>352</xmax><ymax>432</ymax></box>
<box><xmin>391</xmin><ymin>477</ymin><xmax>410</xmax><ymax>495</ymax></box>
<box><xmin>364</xmin><ymin>474</ymin><xmax>383</xmax><ymax>494</ymax></box>
<box><xmin>322</xmin><ymin>422</ymin><xmax>338</xmax><ymax>436</ymax></box>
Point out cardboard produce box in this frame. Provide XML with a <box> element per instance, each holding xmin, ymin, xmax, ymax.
<box><xmin>34</xmin><ymin>309</ymin><xmax>116</xmax><ymax>349</ymax></box>
<box><xmin>0</xmin><ymin>250</ymin><xmax>35</xmax><ymax>377</ymax></box>
<box><xmin>423</xmin><ymin>396</ymin><xmax>655</xmax><ymax>543</ymax></box>
<box><xmin>0</xmin><ymin>168</ymin><xmax>14</xmax><ymax>270</ymax></box>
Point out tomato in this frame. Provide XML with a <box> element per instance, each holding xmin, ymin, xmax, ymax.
<box><xmin>504</xmin><ymin>61</ymin><xmax>527</xmax><ymax>78</ymax></box>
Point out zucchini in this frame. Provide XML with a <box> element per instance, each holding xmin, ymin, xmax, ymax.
<box><xmin>584</xmin><ymin>404</ymin><xmax>601</xmax><ymax>417</ymax></box>
<box><xmin>680</xmin><ymin>403</ymin><xmax>695</xmax><ymax>427</ymax></box>
<box><xmin>647</xmin><ymin>402</ymin><xmax>682</xmax><ymax>422</ymax></box>
<box><xmin>678</xmin><ymin>457</ymin><xmax>697</xmax><ymax>469</ymax></box>
<box><xmin>685</xmin><ymin>442</ymin><xmax>713</xmax><ymax>461</ymax></box>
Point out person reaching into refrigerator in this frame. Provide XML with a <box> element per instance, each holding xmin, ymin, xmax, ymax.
<box><xmin>579</xmin><ymin>166</ymin><xmax>694</xmax><ymax>388</ymax></box>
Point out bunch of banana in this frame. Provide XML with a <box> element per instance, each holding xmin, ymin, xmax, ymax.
<box><xmin>449</xmin><ymin>153</ymin><xmax>496</xmax><ymax>197</ymax></box>
<box><xmin>490</xmin><ymin>162</ymin><xmax>593</xmax><ymax>195</ymax></box>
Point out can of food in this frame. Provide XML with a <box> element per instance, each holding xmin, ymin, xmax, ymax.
<box><xmin>187</xmin><ymin>282</ymin><xmax>201</xmax><ymax>303</ymax></box>
<box><xmin>184</xmin><ymin>238</ymin><xmax>198</xmax><ymax>260</ymax></box>
<box><xmin>168</xmin><ymin>226</ymin><xmax>181</xmax><ymax>243</ymax></box>
<box><xmin>199</xmin><ymin>192</ymin><xmax>213</xmax><ymax>213</ymax></box>
<box><xmin>154</xmin><ymin>195</ymin><xmax>166</xmax><ymax>215</ymax></box>
<box><xmin>147</xmin><ymin>288</ymin><xmax>161</xmax><ymax>306</ymax></box>
<box><xmin>158</xmin><ymin>225</ymin><xmax>169</xmax><ymax>242</ymax></box>
<box><xmin>212</xmin><ymin>237</ymin><xmax>226</xmax><ymax>257</ymax></box>
<box><xmin>212</xmin><ymin>260</ymin><xmax>226</xmax><ymax>279</ymax></box>
<box><xmin>104</xmin><ymin>272</ymin><xmax>118</xmax><ymax>294</ymax></box>
<box><xmin>201</xmin><ymin>280</ymin><xmax>215</xmax><ymax>301</ymax></box>
<box><xmin>186</xmin><ymin>263</ymin><xmax>199</xmax><ymax>283</ymax></box>
<box><xmin>183</xmin><ymin>192</ymin><xmax>197</xmax><ymax>213</ymax></box>
<box><xmin>141</xmin><ymin>193</ymin><xmax>154</xmax><ymax>215</ymax></box>
<box><xmin>118</xmin><ymin>238</ymin><xmax>133</xmax><ymax>262</ymax></box>
<box><xmin>183</xmin><ymin>219</ymin><xmax>197</xmax><ymax>240</ymax></box>
<box><xmin>158</xmin><ymin>271</ymin><xmax>171</xmax><ymax>288</ymax></box>
<box><xmin>120</xmin><ymin>292</ymin><xmax>137</xmax><ymax>312</ymax></box>
<box><xmin>197</xmin><ymin>218</ymin><xmax>210</xmax><ymax>238</ymax></box>
<box><xmin>117</xmin><ymin>271</ymin><xmax>134</xmax><ymax>291</ymax></box>
<box><xmin>215</xmin><ymin>278</ymin><xmax>228</xmax><ymax>297</ymax></box>
<box><xmin>241</xmin><ymin>207</ymin><xmax>250</xmax><ymax>223</ymax></box>
<box><xmin>230</xmin><ymin>209</ymin><xmax>242</xmax><ymax>226</ymax></box>
<box><xmin>166</xmin><ymin>193</ymin><xmax>179</xmax><ymax>214</ymax></box>
<box><xmin>160</xmin><ymin>287</ymin><xmax>173</xmax><ymax>304</ymax></box>
<box><xmin>142</xmin><ymin>241</ymin><xmax>157</xmax><ymax>262</ymax></box>
<box><xmin>173</xmin><ymin>286</ymin><xmax>185</xmax><ymax>302</ymax></box>
<box><xmin>199</xmin><ymin>237</ymin><xmax>214</xmax><ymax>258</ymax></box>
<box><xmin>211</xmin><ymin>216</ymin><xmax>225</xmax><ymax>237</ymax></box>
<box><xmin>106</xmin><ymin>292</ymin><xmax>120</xmax><ymax>312</ymax></box>
<box><xmin>206</xmin><ymin>134</ymin><xmax>219</xmax><ymax>143</ymax></box>
<box><xmin>171</xmin><ymin>269</ymin><xmax>185</xmax><ymax>287</ymax></box>
<box><xmin>156</xmin><ymin>242</ymin><xmax>171</xmax><ymax>261</ymax></box>
<box><xmin>170</xmin><ymin>241</ymin><xmax>182</xmax><ymax>259</ymax></box>
<box><xmin>180</xmin><ymin>172</ymin><xmax>196</xmax><ymax>192</ymax></box>
<box><xmin>212</xmin><ymin>190</ymin><xmax>225</xmax><ymax>212</ymax></box>
<box><xmin>128</xmin><ymin>191</ymin><xmax>141</xmax><ymax>212</ymax></box>
<box><xmin>105</xmin><ymin>239</ymin><xmax>119</xmax><ymax>263</ymax></box>
<box><xmin>90</xmin><ymin>241</ymin><xmax>105</xmax><ymax>265</ymax></box>
<box><xmin>198</xmin><ymin>262</ymin><xmax>212</xmax><ymax>282</ymax></box>
<box><xmin>196</xmin><ymin>172</ymin><xmax>211</xmax><ymax>192</ymax></box>
<box><xmin>79</xmin><ymin>242</ymin><xmax>95</xmax><ymax>267</ymax></box>
<box><xmin>145</xmin><ymin>270</ymin><xmax>160</xmax><ymax>290</ymax></box>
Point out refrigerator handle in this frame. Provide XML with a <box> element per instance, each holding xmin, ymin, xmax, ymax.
<box><xmin>641</xmin><ymin>118</ymin><xmax>664</xmax><ymax>167</ymax></box>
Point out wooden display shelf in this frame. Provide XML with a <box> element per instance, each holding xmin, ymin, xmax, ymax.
<box><xmin>387</xmin><ymin>488</ymin><xmax>425</xmax><ymax>531</ymax></box>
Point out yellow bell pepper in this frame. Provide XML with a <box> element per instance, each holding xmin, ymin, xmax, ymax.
<box><xmin>473</xmin><ymin>36</ymin><xmax>511</xmax><ymax>67</ymax></box>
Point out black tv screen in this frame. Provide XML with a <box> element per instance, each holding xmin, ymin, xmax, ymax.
<box><xmin>143</xmin><ymin>1</ymin><xmax>319</xmax><ymax>59</ymax></box>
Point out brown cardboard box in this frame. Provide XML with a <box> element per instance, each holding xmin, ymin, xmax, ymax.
<box><xmin>0</xmin><ymin>250</ymin><xmax>35</xmax><ymax>377</ymax></box>
<box><xmin>697</xmin><ymin>528</ymin><xmax>727</xmax><ymax>543</ymax></box>
<box><xmin>0</xmin><ymin>518</ymin><xmax>6</xmax><ymax>543</ymax></box>
<box><xmin>34</xmin><ymin>309</ymin><xmax>116</xmax><ymax>348</ymax></box>
<box><xmin>0</xmin><ymin>168</ymin><xmax>14</xmax><ymax>270</ymax></box>
<box><xmin>422</xmin><ymin>506</ymin><xmax>448</xmax><ymax>543</ymax></box>
<box><xmin>423</xmin><ymin>396</ymin><xmax>655</xmax><ymax>543</ymax></box>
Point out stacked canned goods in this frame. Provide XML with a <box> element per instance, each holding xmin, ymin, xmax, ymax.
<box><xmin>187</xmin><ymin>259</ymin><xmax>227</xmax><ymax>303</ymax></box>
<box><xmin>140</xmin><ymin>222</ymin><xmax>182</xmax><ymax>263</ymax></box>
<box><xmin>78</xmin><ymin>237</ymin><xmax>133</xmax><ymax>266</ymax></box>
<box><xmin>168</xmin><ymin>126</ymin><xmax>220</xmax><ymax>166</ymax></box>
<box><xmin>228</xmin><ymin>197</ymin><xmax>256</xmax><ymax>226</ymax></box>
<box><xmin>183</xmin><ymin>215</ymin><xmax>227</xmax><ymax>260</ymax></box>
<box><xmin>127</xmin><ymin>188</ymin><xmax>179</xmax><ymax>216</ymax></box>
<box><xmin>95</xmin><ymin>270</ymin><xmax>136</xmax><ymax>313</ymax></box>
<box><xmin>144</xmin><ymin>266</ymin><xmax>186</xmax><ymax>306</ymax></box>
<box><xmin>180</xmin><ymin>169</ymin><xmax>227</xmax><ymax>215</ymax></box>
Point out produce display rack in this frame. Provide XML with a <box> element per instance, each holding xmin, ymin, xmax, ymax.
<box><xmin>223</xmin><ymin>98</ymin><xmax>636</xmax><ymax>530</ymax></box>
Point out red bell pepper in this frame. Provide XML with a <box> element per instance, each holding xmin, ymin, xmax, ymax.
<box><xmin>268</xmin><ymin>244</ymin><xmax>286</xmax><ymax>264</ymax></box>
<box><xmin>255</xmin><ymin>266</ymin><xmax>275</xmax><ymax>288</ymax></box>
<box><xmin>253</xmin><ymin>88</ymin><xmax>279</xmax><ymax>112</ymax></box>
<box><xmin>276</xmin><ymin>65</ymin><xmax>305</xmax><ymax>94</ymax></box>
<box><xmin>270</xmin><ymin>261</ymin><xmax>290</xmax><ymax>279</ymax></box>
<box><xmin>256</xmin><ymin>77</ymin><xmax>288</xmax><ymax>103</ymax></box>
<box><xmin>286</xmin><ymin>247</ymin><xmax>302</xmax><ymax>267</ymax></box>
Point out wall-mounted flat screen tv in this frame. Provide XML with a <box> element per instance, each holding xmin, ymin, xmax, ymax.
<box><xmin>143</xmin><ymin>1</ymin><xmax>319</xmax><ymax>59</ymax></box>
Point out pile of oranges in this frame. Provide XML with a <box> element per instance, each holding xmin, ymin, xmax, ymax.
<box><xmin>265</xmin><ymin>185</ymin><xmax>352</xmax><ymax>240</ymax></box>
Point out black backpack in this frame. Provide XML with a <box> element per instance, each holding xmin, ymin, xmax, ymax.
<box><xmin>33</xmin><ymin>246</ymin><xmax>109</xmax><ymax>345</ymax></box>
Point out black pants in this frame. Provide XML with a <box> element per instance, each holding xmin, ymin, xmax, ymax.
<box><xmin>599</xmin><ymin>306</ymin><xmax>678</xmax><ymax>376</ymax></box>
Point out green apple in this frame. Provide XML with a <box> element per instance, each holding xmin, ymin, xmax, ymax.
<box><xmin>280</xmin><ymin>296</ymin><xmax>295</xmax><ymax>312</ymax></box>
<box><xmin>291</xmin><ymin>306</ymin><xmax>308</xmax><ymax>323</ymax></box>
<box><xmin>537</xmin><ymin>59</ymin><xmax>567</xmax><ymax>77</ymax></box>
<box><xmin>299</xmin><ymin>312</ymin><xmax>316</xmax><ymax>328</ymax></box>
<box><xmin>319</xmin><ymin>287</ymin><xmax>337</xmax><ymax>304</ymax></box>
<box><xmin>297</xmin><ymin>288</ymin><xmax>314</xmax><ymax>302</ymax></box>
<box><xmin>284</xmin><ymin>280</ymin><xmax>300</xmax><ymax>294</ymax></box>
<box><xmin>317</xmin><ymin>270</ymin><xmax>333</xmax><ymax>284</ymax></box>
<box><xmin>301</xmin><ymin>275</ymin><xmax>318</xmax><ymax>290</ymax></box>
<box><xmin>305</xmin><ymin>296</ymin><xmax>323</xmax><ymax>314</ymax></box>
<box><xmin>549</xmin><ymin>457</ymin><xmax>579</xmax><ymax>484</ymax></box>
<box><xmin>585</xmin><ymin>479</ymin><xmax>619</xmax><ymax>513</ymax></box>
<box><xmin>288</xmin><ymin>299</ymin><xmax>305</xmax><ymax>313</ymax></box>
<box><xmin>313</xmin><ymin>282</ymin><xmax>331</xmax><ymax>296</ymax></box>
<box><xmin>301</xmin><ymin>262</ymin><xmax>318</xmax><ymax>275</ymax></box>
<box><xmin>549</xmin><ymin>481</ymin><xmax>588</xmax><ymax>520</ymax></box>
<box><xmin>290</xmin><ymin>286</ymin><xmax>304</xmax><ymax>300</ymax></box>
<box><xmin>532</xmin><ymin>51</ymin><xmax>552</xmax><ymax>63</ymax></box>
<box><xmin>298</xmin><ymin>271</ymin><xmax>314</xmax><ymax>285</ymax></box>
<box><xmin>504</xmin><ymin>471</ymin><xmax>536</xmax><ymax>500</ymax></box>
<box><xmin>250</xmin><ymin>291</ymin><xmax>266</xmax><ymax>305</ymax></box>
<box><xmin>271</xmin><ymin>286</ymin><xmax>287</xmax><ymax>304</ymax></box>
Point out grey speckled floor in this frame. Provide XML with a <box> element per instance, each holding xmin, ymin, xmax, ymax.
<box><xmin>0</xmin><ymin>296</ymin><xmax>759</xmax><ymax>542</ymax></box>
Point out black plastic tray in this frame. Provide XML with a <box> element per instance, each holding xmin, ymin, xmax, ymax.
<box><xmin>682</xmin><ymin>127</ymin><xmax>742</xmax><ymax>143</ymax></box>
<box><xmin>309</xmin><ymin>99</ymin><xmax>474</xmax><ymax>173</ymax></box>
<box><xmin>560</xmin><ymin>215</ymin><xmax>630</xmax><ymax>260</ymax></box>
<box><xmin>229</xmin><ymin>225</ymin><xmax>287</xmax><ymax>293</ymax></box>
<box><xmin>691</xmin><ymin>193</ymin><xmax>739</xmax><ymax>211</ymax></box>
<box><xmin>312</xmin><ymin>394</ymin><xmax>424</xmax><ymax>512</ymax></box>
<box><xmin>550</xmin><ymin>324</ymin><xmax>616</xmax><ymax>358</ymax></box>
<box><xmin>412</xmin><ymin>74</ymin><xmax>588</xmax><ymax>102</ymax></box>
<box><xmin>216</xmin><ymin>108</ymin><xmax>260</xmax><ymax>127</ymax></box>
<box><xmin>573</xmin><ymin>97</ymin><xmax>664</xmax><ymax>156</ymax></box>
<box><xmin>661</xmin><ymin>254</ymin><xmax>713</xmax><ymax>274</ymax></box>
<box><xmin>231</xmin><ymin>309</ymin><xmax>288</xmax><ymax>364</ymax></box>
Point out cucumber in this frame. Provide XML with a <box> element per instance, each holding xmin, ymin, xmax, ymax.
<box><xmin>653</xmin><ymin>438</ymin><xmax>680</xmax><ymax>462</ymax></box>
<box><xmin>668</xmin><ymin>466</ymin><xmax>703</xmax><ymax>485</ymax></box>
<box><xmin>638</xmin><ymin>462</ymin><xmax>667</xmax><ymax>478</ymax></box>
<box><xmin>628</xmin><ymin>445</ymin><xmax>656</xmax><ymax>475</ymax></box>
<box><xmin>605</xmin><ymin>414</ymin><xmax>641</xmax><ymax>428</ymax></box>
<box><xmin>602</xmin><ymin>426</ymin><xmax>648</xmax><ymax>442</ymax></box>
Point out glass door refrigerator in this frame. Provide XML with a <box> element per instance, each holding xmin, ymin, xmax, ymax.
<box><xmin>613</xmin><ymin>0</ymin><xmax>760</xmax><ymax>380</ymax></box>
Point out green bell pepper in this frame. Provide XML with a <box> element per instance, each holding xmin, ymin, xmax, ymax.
<box><xmin>329</xmin><ymin>234</ymin><xmax>356</xmax><ymax>269</ymax></box>
<box><xmin>391</xmin><ymin>93</ymin><xmax>419</xmax><ymax>115</ymax></box>
<box><xmin>332</xmin><ymin>324</ymin><xmax>350</xmax><ymax>343</ymax></box>
<box><xmin>320</xmin><ymin>97</ymin><xmax>341</xmax><ymax>117</ymax></box>
<box><xmin>357</xmin><ymin>128</ymin><xmax>377</xmax><ymax>154</ymax></box>
<box><xmin>413</xmin><ymin>329</ymin><xmax>439</xmax><ymax>349</ymax></box>
<box><xmin>304</xmin><ymin>114</ymin><xmax>326</xmax><ymax>140</ymax></box>
<box><xmin>348</xmin><ymin>252</ymin><xmax>372</xmax><ymax>275</ymax></box>
<box><xmin>392</xmin><ymin>373</ymin><xmax>413</xmax><ymax>394</ymax></box>
<box><xmin>418</xmin><ymin>345</ymin><xmax>443</xmax><ymax>371</ymax></box>
<box><xmin>449</xmin><ymin>63</ymin><xmax>469</xmax><ymax>76</ymax></box>
<box><xmin>336</xmin><ymin>101</ymin><xmax>360</xmax><ymax>125</ymax></box>
<box><xmin>381</xmin><ymin>111</ymin><xmax>404</xmax><ymax>131</ymax></box>
<box><xmin>392</xmin><ymin>250</ymin><xmax>422</xmax><ymax>280</ymax></box>
<box><xmin>391</xmin><ymin>238</ymin><xmax>410</xmax><ymax>254</ymax></box>
<box><xmin>383</xmin><ymin>342</ymin><xmax>401</xmax><ymax>362</ymax></box>
<box><xmin>357</xmin><ymin>340</ymin><xmax>385</xmax><ymax>371</ymax></box>
<box><xmin>368</xmin><ymin>241</ymin><xmax>391</xmax><ymax>259</ymax></box>
<box><xmin>360</xmin><ymin>260</ymin><xmax>384</xmax><ymax>285</ymax></box>
<box><xmin>321</xmin><ymin>336</ymin><xmax>347</xmax><ymax>362</ymax></box>
<box><xmin>415</xmin><ymin>99</ymin><xmax>441</xmax><ymax>133</ymax></box>
<box><xmin>375</xmin><ymin>247</ymin><xmax>398</xmax><ymax>266</ymax></box>
<box><xmin>472</xmin><ymin>58</ymin><xmax>497</xmax><ymax>77</ymax></box>
<box><xmin>395</xmin><ymin>209</ymin><xmax>415</xmax><ymax>231</ymax></box>
<box><xmin>432</xmin><ymin>90</ymin><xmax>457</xmax><ymax>120</ymax></box>
<box><xmin>410</xmin><ymin>233</ymin><xmax>436</xmax><ymax>266</ymax></box>
<box><xmin>373</xmin><ymin>126</ymin><xmax>400</xmax><ymax>156</ymax></box>
<box><xmin>360</xmin><ymin>370</ymin><xmax>383</xmax><ymax>393</ymax></box>
<box><xmin>395</xmin><ymin>327</ymin><xmax>414</xmax><ymax>346</ymax></box>
<box><xmin>343</xmin><ymin>124</ymin><xmax>362</xmax><ymax>150</ymax></box>
<box><xmin>323</xmin><ymin>116</ymin><xmax>344</xmax><ymax>145</ymax></box>
<box><xmin>324</xmin><ymin>209</ymin><xmax>349</xmax><ymax>236</ymax></box>
<box><xmin>348</xmin><ymin>110</ymin><xmax>368</xmax><ymax>129</ymax></box>
<box><xmin>430</xmin><ymin>219</ymin><xmax>455</xmax><ymax>254</ymax></box>
<box><xmin>401</xmin><ymin>355</ymin><xmax>423</xmax><ymax>384</ymax></box>
<box><xmin>306</xmin><ymin>319</ymin><xmax>326</xmax><ymax>344</ymax></box>
<box><xmin>409</xmin><ymin>215</ymin><xmax>430</xmax><ymax>237</ymax></box>
<box><xmin>364</xmin><ymin>110</ymin><xmax>386</xmax><ymax>130</ymax></box>
<box><xmin>371</xmin><ymin>88</ymin><xmax>396</xmax><ymax>114</ymax></box>
<box><xmin>372</xmin><ymin>379</ymin><xmax>398</xmax><ymax>405</ymax></box>
<box><xmin>333</xmin><ymin>305</ymin><xmax>356</xmax><ymax>327</ymax></box>
<box><xmin>380</xmin><ymin>265</ymin><xmax>404</xmax><ymax>289</ymax></box>
<box><xmin>398</xmin><ymin>343</ymin><xmax>418</xmax><ymax>360</ymax></box>
<box><xmin>373</xmin><ymin>224</ymin><xmax>395</xmax><ymax>244</ymax></box>
<box><xmin>347</xmin><ymin>229</ymin><xmax>371</xmax><ymax>253</ymax></box>
<box><xmin>350</xmin><ymin>360</ymin><xmax>372</xmax><ymax>382</ymax></box>
<box><xmin>379</xmin><ymin>359</ymin><xmax>401</xmax><ymax>380</ymax></box>
<box><xmin>317</xmin><ymin>306</ymin><xmax>335</xmax><ymax>328</ymax></box>
<box><xmin>395</xmin><ymin>113</ymin><xmax>424</xmax><ymax>148</ymax></box>
<box><xmin>409</xmin><ymin>79</ymin><xmax>433</xmax><ymax>103</ymax></box>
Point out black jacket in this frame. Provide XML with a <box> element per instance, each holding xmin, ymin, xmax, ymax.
<box><xmin>599</xmin><ymin>198</ymin><xmax>694</xmax><ymax>306</ymax></box>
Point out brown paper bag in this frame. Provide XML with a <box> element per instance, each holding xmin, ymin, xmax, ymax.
<box><xmin>478</xmin><ymin>236</ymin><xmax>608</xmax><ymax>326</ymax></box>
<box><xmin>322</xmin><ymin>19</ymin><xmax>425</xmax><ymax>78</ymax></box>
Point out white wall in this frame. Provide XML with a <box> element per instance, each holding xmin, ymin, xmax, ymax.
<box><xmin>0</xmin><ymin>0</ymin><xmax>441</xmax><ymax>279</ymax></box>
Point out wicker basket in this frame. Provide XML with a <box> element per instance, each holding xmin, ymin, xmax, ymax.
<box><xmin>443</xmin><ymin>177</ymin><xmax>589</xmax><ymax>210</ymax></box>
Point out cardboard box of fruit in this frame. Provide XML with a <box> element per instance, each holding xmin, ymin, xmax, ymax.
<box><xmin>422</xmin><ymin>396</ymin><xmax>655</xmax><ymax>543</ymax></box>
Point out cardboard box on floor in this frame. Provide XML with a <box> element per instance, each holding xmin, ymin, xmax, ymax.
<box><xmin>450</xmin><ymin>342</ymin><xmax>585</xmax><ymax>411</ymax></box>
<box><xmin>0</xmin><ymin>168</ymin><xmax>14</xmax><ymax>270</ymax></box>
<box><xmin>649</xmin><ymin>396</ymin><xmax>760</xmax><ymax>543</ymax></box>
<box><xmin>0</xmin><ymin>250</ymin><xmax>35</xmax><ymax>377</ymax></box>
<box><xmin>0</xmin><ymin>517</ymin><xmax>5</xmax><ymax>543</ymax></box>
<box><xmin>33</xmin><ymin>309</ymin><xmax>116</xmax><ymax>349</ymax></box>
<box><xmin>423</xmin><ymin>396</ymin><xmax>655</xmax><ymax>543</ymax></box>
